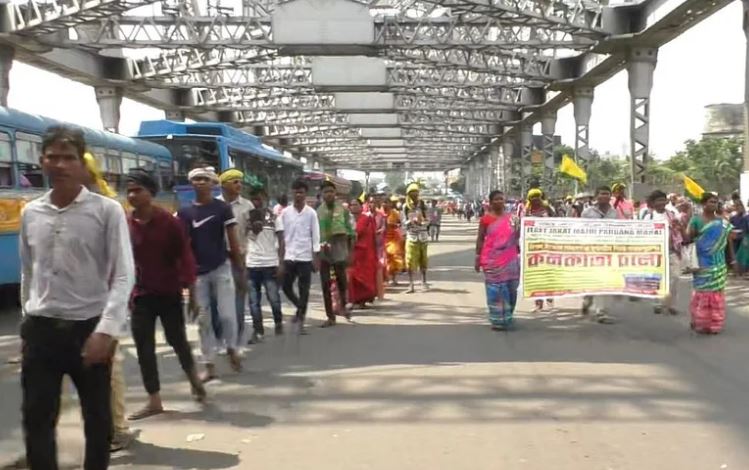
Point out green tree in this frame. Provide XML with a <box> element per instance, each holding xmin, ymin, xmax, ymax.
<box><xmin>663</xmin><ymin>137</ymin><xmax>743</xmax><ymax>195</ymax></box>
<box><xmin>449</xmin><ymin>174</ymin><xmax>466</xmax><ymax>194</ymax></box>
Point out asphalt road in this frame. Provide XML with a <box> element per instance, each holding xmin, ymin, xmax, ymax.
<box><xmin>2</xmin><ymin>218</ymin><xmax>749</xmax><ymax>469</ymax></box>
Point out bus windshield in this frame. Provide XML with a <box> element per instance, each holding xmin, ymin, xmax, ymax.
<box><xmin>140</xmin><ymin>136</ymin><xmax>220</xmax><ymax>185</ymax></box>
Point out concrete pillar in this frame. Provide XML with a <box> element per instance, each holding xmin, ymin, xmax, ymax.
<box><xmin>95</xmin><ymin>86</ymin><xmax>123</xmax><ymax>133</ymax></box>
<box><xmin>519</xmin><ymin>126</ymin><xmax>533</xmax><ymax>198</ymax></box>
<box><xmin>627</xmin><ymin>47</ymin><xmax>658</xmax><ymax>190</ymax></box>
<box><xmin>573</xmin><ymin>87</ymin><xmax>594</xmax><ymax>179</ymax></box>
<box><xmin>541</xmin><ymin>111</ymin><xmax>557</xmax><ymax>189</ymax></box>
<box><xmin>742</xmin><ymin>0</ymin><xmax>749</xmax><ymax>205</ymax></box>
<box><xmin>165</xmin><ymin>110</ymin><xmax>186</xmax><ymax>121</ymax></box>
<box><xmin>0</xmin><ymin>47</ymin><xmax>13</xmax><ymax>107</ymax></box>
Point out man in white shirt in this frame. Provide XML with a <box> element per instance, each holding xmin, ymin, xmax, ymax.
<box><xmin>246</xmin><ymin>187</ymin><xmax>285</xmax><ymax>343</ymax></box>
<box><xmin>280</xmin><ymin>179</ymin><xmax>321</xmax><ymax>334</ymax></box>
<box><xmin>640</xmin><ymin>189</ymin><xmax>684</xmax><ymax>315</ymax></box>
<box><xmin>19</xmin><ymin>125</ymin><xmax>135</xmax><ymax>469</ymax></box>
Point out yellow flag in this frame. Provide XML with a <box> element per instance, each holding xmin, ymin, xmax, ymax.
<box><xmin>683</xmin><ymin>175</ymin><xmax>704</xmax><ymax>202</ymax></box>
<box><xmin>358</xmin><ymin>191</ymin><xmax>366</xmax><ymax>203</ymax></box>
<box><xmin>559</xmin><ymin>155</ymin><xmax>587</xmax><ymax>185</ymax></box>
<box><xmin>83</xmin><ymin>152</ymin><xmax>117</xmax><ymax>198</ymax></box>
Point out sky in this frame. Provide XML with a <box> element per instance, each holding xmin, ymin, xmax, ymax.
<box><xmin>5</xmin><ymin>1</ymin><xmax>745</xmax><ymax>169</ymax></box>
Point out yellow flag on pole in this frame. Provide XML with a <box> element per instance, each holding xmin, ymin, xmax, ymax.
<box><xmin>558</xmin><ymin>155</ymin><xmax>587</xmax><ymax>185</ymax></box>
<box><xmin>683</xmin><ymin>175</ymin><xmax>705</xmax><ymax>202</ymax></box>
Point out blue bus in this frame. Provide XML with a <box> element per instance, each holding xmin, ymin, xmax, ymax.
<box><xmin>136</xmin><ymin>120</ymin><xmax>304</xmax><ymax>208</ymax></box>
<box><xmin>0</xmin><ymin>106</ymin><xmax>173</xmax><ymax>291</ymax></box>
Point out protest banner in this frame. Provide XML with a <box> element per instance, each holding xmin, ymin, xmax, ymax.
<box><xmin>520</xmin><ymin>217</ymin><xmax>669</xmax><ymax>299</ymax></box>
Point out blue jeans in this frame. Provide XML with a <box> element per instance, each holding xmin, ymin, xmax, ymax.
<box><xmin>248</xmin><ymin>267</ymin><xmax>283</xmax><ymax>335</ymax></box>
<box><xmin>196</xmin><ymin>262</ymin><xmax>237</xmax><ymax>363</ymax></box>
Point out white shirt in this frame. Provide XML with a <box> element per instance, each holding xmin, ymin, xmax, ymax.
<box><xmin>19</xmin><ymin>186</ymin><xmax>135</xmax><ymax>337</ymax></box>
<box><xmin>280</xmin><ymin>204</ymin><xmax>320</xmax><ymax>262</ymax></box>
<box><xmin>219</xmin><ymin>194</ymin><xmax>254</xmax><ymax>253</ymax></box>
<box><xmin>246</xmin><ymin>209</ymin><xmax>284</xmax><ymax>268</ymax></box>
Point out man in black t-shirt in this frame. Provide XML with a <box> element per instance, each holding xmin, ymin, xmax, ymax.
<box><xmin>177</xmin><ymin>167</ymin><xmax>246</xmax><ymax>382</ymax></box>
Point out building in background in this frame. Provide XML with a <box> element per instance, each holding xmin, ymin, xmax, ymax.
<box><xmin>703</xmin><ymin>103</ymin><xmax>743</xmax><ymax>139</ymax></box>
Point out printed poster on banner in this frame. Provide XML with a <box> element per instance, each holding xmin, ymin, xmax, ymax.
<box><xmin>519</xmin><ymin>217</ymin><xmax>670</xmax><ymax>299</ymax></box>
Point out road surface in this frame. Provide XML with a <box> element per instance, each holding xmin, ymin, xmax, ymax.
<box><xmin>2</xmin><ymin>218</ymin><xmax>749</xmax><ymax>469</ymax></box>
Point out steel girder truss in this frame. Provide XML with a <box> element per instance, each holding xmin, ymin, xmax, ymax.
<box><xmin>7</xmin><ymin>0</ymin><xmax>161</xmax><ymax>34</ymax></box>
<box><xmin>155</xmin><ymin>63</ymin><xmax>545</xmax><ymax>89</ymax></box>
<box><xmin>5</xmin><ymin>0</ymin><xmax>611</xmax><ymax>167</ymax></box>
<box><xmin>61</xmin><ymin>14</ymin><xmax>599</xmax><ymax>51</ymax></box>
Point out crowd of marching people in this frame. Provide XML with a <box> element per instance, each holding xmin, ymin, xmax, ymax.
<box><xmin>471</xmin><ymin>182</ymin><xmax>739</xmax><ymax>337</ymax></box>
<box><xmin>14</xmin><ymin>123</ymin><xmax>748</xmax><ymax>469</ymax></box>
<box><xmin>15</xmin><ymin>125</ymin><xmax>451</xmax><ymax>469</ymax></box>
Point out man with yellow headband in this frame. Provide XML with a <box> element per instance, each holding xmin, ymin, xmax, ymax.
<box><xmin>219</xmin><ymin>168</ymin><xmax>253</xmax><ymax>343</ymax></box>
<box><xmin>402</xmin><ymin>183</ymin><xmax>430</xmax><ymax>293</ymax></box>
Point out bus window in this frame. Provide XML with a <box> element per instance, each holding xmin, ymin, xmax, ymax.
<box><xmin>138</xmin><ymin>155</ymin><xmax>157</xmax><ymax>172</ymax></box>
<box><xmin>230</xmin><ymin>148</ymin><xmax>268</xmax><ymax>195</ymax></box>
<box><xmin>0</xmin><ymin>133</ymin><xmax>12</xmax><ymax>188</ymax></box>
<box><xmin>159</xmin><ymin>160</ymin><xmax>174</xmax><ymax>191</ymax></box>
<box><xmin>105</xmin><ymin>150</ymin><xmax>122</xmax><ymax>190</ymax></box>
<box><xmin>16</xmin><ymin>132</ymin><xmax>43</xmax><ymax>188</ymax></box>
<box><xmin>137</xmin><ymin>138</ymin><xmax>220</xmax><ymax>185</ymax></box>
<box><xmin>91</xmin><ymin>147</ymin><xmax>108</xmax><ymax>172</ymax></box>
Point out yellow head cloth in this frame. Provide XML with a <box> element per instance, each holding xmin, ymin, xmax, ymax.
<box><xmin>526</xmin><ymin>188</ymin><xmax>547</xmax><ymax>209</ymax></box>
<box><xmin>611</xmin><ymin>182</ymin><xmax>626</xmax><ymax>193</ymax></box>
<box><xmin>83</xmin><ymin>152</ymin><xmax>117</xmax><ymax>198</ymax></box>
<box><xmin>406</xmin><ymin>183</ymin><xmax>420</xmax><ymax>195</ymax></box>
<box><xmin>219</xmin><ymin>169</ymin><xmax>244</xmax><ymax>184</ymax></box>
<box><xmin>389</xmin><ymin>195</ymin><xmax>400</xmax><ymax>203</ymax></box>
<box><xmin>527</xmin><ymin>188</ymin><xmax>543</xmax><ymax>200</ymax></box>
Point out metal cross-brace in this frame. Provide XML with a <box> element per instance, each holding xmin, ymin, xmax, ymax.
<box><xmin>416</xmin><ymin>0</ymin><xmax>606</xmax><ymax>37</ymax></box>
<box><xmin>541</xmin><ymin>111</ymin><xmax>556</xmax><ymax>189</ymax></box>
<box><xmin>385</xmin><ymin>46</ymin><xmax>554</xmax><ymax>78</ymax></box>
<box><xmin>7</xmin><ymin>0</ymin><xmax>162</xmax><ymax>34</ymax></box>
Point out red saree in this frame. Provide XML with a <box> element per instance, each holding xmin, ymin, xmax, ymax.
<box><xmin>348</xmin><ymin>213</ymin><xmax>379</xmax><ymax>304</ymax></box>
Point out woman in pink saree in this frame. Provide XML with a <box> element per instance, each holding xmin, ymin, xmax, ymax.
<box><xmin>474</xmin><ymin>190</ymin><xmax>521</xmax><ymax>330</ymax></box>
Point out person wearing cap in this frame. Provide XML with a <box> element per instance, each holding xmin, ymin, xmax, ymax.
<box><xmin>19</xmin><ymin>126</ymin><xmax>134</xmax><ymax>469</ymax></box>
<box><xmin>402</xmin><ymin>183</ymin><xmax>430</xmax><ymax>293</ymax></box>
<box><xmin>522</xmin><ymin>188</ymin><xmax>556</xmax><ymax>312</ymax></box>
<box><xmin>611</xmin><ymin>183</ymin><xmax>635</xmax><ymax>220</ymax></box>
<box><xmin>125</xmin><ymin>168</ymin><xmax>206</xmax><ymax>421</ymax></box>
<box><xmin>218</xmin><ymin>168</ymin><xmax>254</xmax><ymax>344</ymax></box>
<box><xmin>177</xmin><ymin>166</ymin><xmax>245</xmax><ymax>381</ymax></box>
<box><xmin>317</xmin><ymin>180</ymin><xmax>355</xmax><ymax>326</ymax></box>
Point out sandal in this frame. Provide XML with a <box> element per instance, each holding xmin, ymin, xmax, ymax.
<box><xmin>228</xmin><ymin>352</ymin><xmax>242</xmax><ymax>372</ymax></box>
<box><xmin>191</xmin><ymin>383</ymin><xmax>207</xmax><ymax>403</ymax></box>
<box><xmin>127</xmin><ymin>406</ymin><xmax>164</xmax><ymax>421</ymax></box>
<box><xmin>320</xmin><ymin>319</ymin><xmax>336</xmax><ymax>328</ymax></box>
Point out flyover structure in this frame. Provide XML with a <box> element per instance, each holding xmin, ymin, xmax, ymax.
<box><xmin>0</xmin><ymin>0</ymin><xmax>742</xmax><ymax>197</ymax></box>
